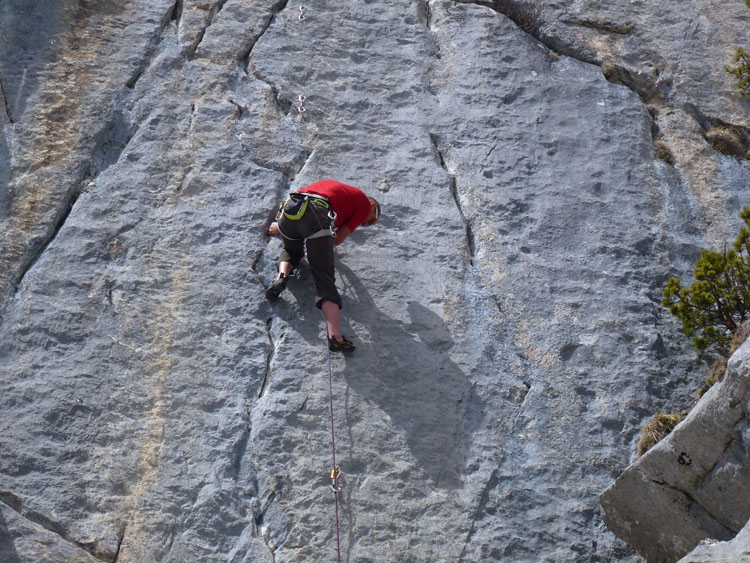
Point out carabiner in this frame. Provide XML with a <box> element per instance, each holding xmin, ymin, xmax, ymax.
<box><xmin>330</xmin><ymin>466</ymin><xmax>343</xmax><ymax>493</ymax></box>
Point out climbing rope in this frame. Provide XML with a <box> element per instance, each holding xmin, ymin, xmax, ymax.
<box><xmin>326</xmin><ymin>331</ymin><xmax>343</xmax><ymax>563</ymax></box>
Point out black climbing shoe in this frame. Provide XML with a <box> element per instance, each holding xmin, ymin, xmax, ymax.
<box><xmin>328</xmin><ymin>335</ymin><xmax>355</xmax><ymax>353</ymax></box>
<box><xmin>265</xmin><ymin>276</ymin><xmax>288</xmax><ymax>301</ymax></box>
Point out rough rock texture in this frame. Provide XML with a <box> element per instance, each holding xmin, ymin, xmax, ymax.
<box><xmin>600</xmin><ymin>339</ymin><xmax>750</xmax><ymax>562</ymax></box>
<box><xmin>0</xmin><ymin>0</ymin><xmax>748</xmax><ymax>561</ymax></box>
<box><xmin>679</xmin><ymin>520</ymin><xmax>750</xmax><ymax>563</ymax></box>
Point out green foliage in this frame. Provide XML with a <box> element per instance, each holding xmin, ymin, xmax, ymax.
<box><xmin>725</xmin><ymin>47</ymin><xmax>750</xmax><ymax>97</ymax></box>
<box><xmin>662</xmin><ymin>208</ymin><xmax>750</xmax><ymax>352</ymax></box>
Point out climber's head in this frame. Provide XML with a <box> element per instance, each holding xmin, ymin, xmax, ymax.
<box><xmin>364</xmin><ymin>197</ymin><xmax>381</xmax><ymax>227</ymax></box>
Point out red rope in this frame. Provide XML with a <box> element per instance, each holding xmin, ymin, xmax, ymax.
<box><xmin>326</xmin><ymin>336</ymin><xmax>342</xmax><ymax>563</ymax></box>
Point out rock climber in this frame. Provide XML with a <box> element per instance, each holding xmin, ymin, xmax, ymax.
<box><xmin>265</xmin><ymin>179</ymin><xmax>381</xmax><ymax>353</ymax></box>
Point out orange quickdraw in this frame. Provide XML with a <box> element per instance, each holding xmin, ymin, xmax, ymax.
<box><xmin>330</xmin><ymin>466</ymin><xmax>343</xmax><ymax>493</ymax></box>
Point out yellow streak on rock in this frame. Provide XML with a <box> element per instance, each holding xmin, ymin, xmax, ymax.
<box><xmin>118</xmin><ymin>254</ymin><xmax>192</xmax><ymax>561</ymax></box>
<box><xmin>0</xmin><ymin>3</ymin><xmax>124</xmax><ymax>308</ymax></box>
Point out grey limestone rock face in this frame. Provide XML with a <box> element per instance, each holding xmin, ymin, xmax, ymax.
<box><xmin>540</xmin><ymin>0</ymin><xmax>750</xmax><ymax>246</ymax></box>
<box><xmin>600</xmin><ymin>339</ymin><xmax>750</xmax><ymax>562</ymax></box>
<box><xmin>0</xmin><ymin>501</ymin><xmax>101</xmax><ymax>563</ymax></box>
<box><xmin>0</xmin><ymin>0</ymin><xmax>748</xmax><ymax>561</ymax></box>
<box><xmin>679</xmin><ymin>520</ymin><xmax>750</xmax><ymax>563</ymax></box>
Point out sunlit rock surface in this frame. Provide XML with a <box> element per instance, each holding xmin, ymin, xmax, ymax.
<box><xmin>1</xmin><ymin>1</ymin><xmax>748</xmax><ymax>561</ymax></box>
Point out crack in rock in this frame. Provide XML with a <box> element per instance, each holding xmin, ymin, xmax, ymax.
<box><xmin>172</xmin><ymin>102</ymin><xmax>197</xmax><ymax>195</ymax></box>
<box><xmin>112</xmin><ymin>523</ymin><xmax>127</xmax><ymax>563</ymax></box>
<box><xmin>228</xmin><ymin>97</ymin><xmax>244</xmax><ymax>119</ymax></box>
<box><xmin>259</xmin><ymin>78</ymin><xmax>295</xmax><ymax>115</ymax></box>
<box><xmin>231</xmin><ymin>414</ymin><xmax>251</xmax><ymax>478</ymax></box>
<box><xmin>601</xmin><ymin>61</ymin><xmax>668</xmax><ymax>104</ymax></box>
<box><xmin>187</xmin><ymin>0</ymin><xmax>231</xmax><ymax>60</ymax></box>
<box><xmin>457</xmin><ymin>379</ymin><xmax>532</xmax><ymax>561</ymax></box>
<box><xmin>0</xmin><ymin>69</ymin><xmax>13</xmax><ymax>124</ymax></box>
<box><xmin>239</xmin><ymin>0</ymin><xmax>290</xmax><ymax>72</ymax></box>
<box><xmin>430</xmin><ymin>133</ymin><xmax>475</xmax><ymax>263</ymax></box>
<box><xmin>457</xmin><ymin>459</ymin><xmax>503</xmax><ymax>562</ymax></box>
<box><xmin>12</xmin><ymin>104</ymin><xmax>135</xmax><ymax>298</ymax></box>
<box><xmin>252</xmin><ymin>148</ymin><xmax>313</xmax><ymax>274</ymax></box>
<box><xmin>170</xmin><ymin>0</ymin><xmax>183</xmax><ymax>28</ymax></box>
<box><xmin>457</xmin><ymin>0</ymin><xmax>544</xmax><ymax>38</ymax></box>
<box><xmin>0</xmin><ymin>491</ymin><xmax>115</xmax><ymax>561</ymax></box>
<box><xmin>417</xmin><ymin>0</ymin><xmax>432</xmax><ymax>30</ymax></box>
<box><xmin>251</xmin><ymin>488</ymin><xmax>280</xmax><ymax>562</ymax></box>
<box><xmin>460</xmin><ymin>2</ymin><xmax>654</xmax><ymax>100</ymax></box>
<box><xmin>655</xmin><ymin>480</ymin><xmax>737</xmax><ymax>537</ymax></box>
<box><xmin>252</xmin><ymin>148</ymin><xmax>313</xmax><ymax>220</ymax></box>
<box><xmin>454</xmin><ymin>1</ymin><xmax>641</xmax><ymax>98</ymax></box>
<box><xmin>12</xmin><ymin>181</ymin><xmax>85</xmax><ymax>297</ymax></box>
<box><xmin>684</xmin><ymin>103</ymin><xmax>750</xmax><ymax>160</ymax></box>
<box><xmin>239</xmin><ymin>1</ymin><xmax>294</xmax><ymax>116</ymax></box>
<box><xmin>450</xmin><ymin>175</ymin><xmax>476</xmax><ymax>263</ymax></box>
<box><xmin>571</xmin><ymin>18</ymin><xmax>634</xmax><ymax>35</ymax></box>
<box><xmin>126</xmin><ymin>1</ymin><xmax>181</xmax><ymax>89</ymax></box>
<box><xmin>254</xmin><ymin>490</ymin><xmax>277</xmax><ymax>529</ymax></box>
<box><xmin>455</xmin><ymin>0</ymin><xmax>748</xmax><ymax>212</ymax></box>
<box><xmin>257</xmin><ymin>317</ymin><xmax>276</xmax><ymax>398</ymax></box>
<box><xmin>277</xmin><ymin>148</ymin><xmax>313</xmax><ymax>192</ymax></box>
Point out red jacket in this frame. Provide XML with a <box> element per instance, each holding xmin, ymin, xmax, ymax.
<box><xmin>300</xmin><ymin>180</ymin><xmax>371</xmax><ymax>233</ymax></box>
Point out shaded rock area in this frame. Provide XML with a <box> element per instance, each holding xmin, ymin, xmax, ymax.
<box><xmin>600</xmin><ymin>340</ymin><xmax>750</xmax><ymax>562</ymax></box>
<box><xmin>0</xmin><ymin>0</ymin><xmax>748</xmax><ymax>561</ymax></box>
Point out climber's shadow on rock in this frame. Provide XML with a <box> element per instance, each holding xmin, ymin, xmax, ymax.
<box><xmin>334</xmin><ymin>262</ymin><xmax>481</xmax><ymax>490</ymax></box>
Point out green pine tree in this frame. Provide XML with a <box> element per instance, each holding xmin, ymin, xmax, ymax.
<box><xmin>662</xmin><ymin>208</ymin><xmax>750</xmax><ymax>352</ymax></box>
<box><xmin>725</xmin><ymin>47</ymin><xmax>750</xmax><ymax>97</ymax></box>
<box><xmin>726</xmin><ymin>2</ymin><xmax>750</xmax><ymax>95</ymax></box>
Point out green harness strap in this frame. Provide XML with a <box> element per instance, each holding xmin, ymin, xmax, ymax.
<box><xmin>283</xmin><ymin>198</ymin><xmax>308</xmax><ymax>220</ymax></box>
<box><xmin>280</xmin><ymin>194</ymin><xmax>330</xmax><ymax>221</ymax></box>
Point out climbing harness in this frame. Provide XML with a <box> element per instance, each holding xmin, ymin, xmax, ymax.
<box><xmin>326</xmin><ymin>328</ymin><xmax>343</xmax><ymax>563</ymax></box>
<box><xmin>274</xmin><ymin>192</ymin><xmax>337</xmax><ymax>240</ymax></box>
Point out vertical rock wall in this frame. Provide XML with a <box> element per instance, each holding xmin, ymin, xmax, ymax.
<box><xmin>0</xmin><ymin>0</ymin><xmax>748</xmax><ymax>561</ymax></box>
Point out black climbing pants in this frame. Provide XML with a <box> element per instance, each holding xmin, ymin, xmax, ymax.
<box><xmin>277</xmin><ymin>198</ymin><xmax>342</xmax><ymax>310</ymax></box>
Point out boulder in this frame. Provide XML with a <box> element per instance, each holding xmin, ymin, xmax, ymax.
<box><xmin>600</xmin><ymin>339</ymin><xmax>750</xmax><ymax>561</ymax></box>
